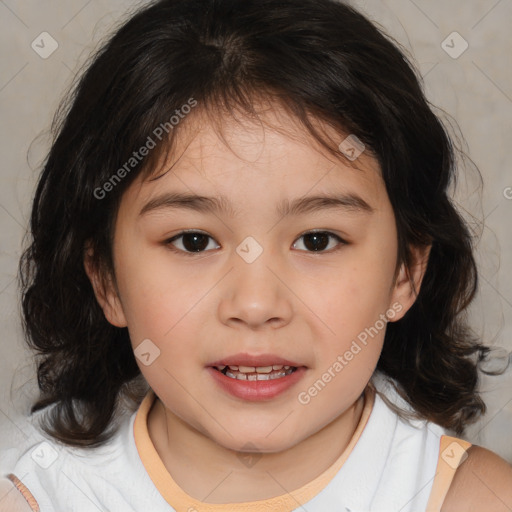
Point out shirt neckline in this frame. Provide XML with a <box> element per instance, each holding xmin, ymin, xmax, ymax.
<box><xmin>133</xmin><ymin>382</ymin><xmax>376</xmax><ymax>512</ymax></box>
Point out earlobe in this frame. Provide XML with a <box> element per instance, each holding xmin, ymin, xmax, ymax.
<box><xmin>83</xmin><ymin>246</ymin><xmax>128</xmax><ymax>328</ymax></box>
<box><xmin>388</xmin><ymin>244</ymin><xmax>431</xmax><ymax>322</ymax></box>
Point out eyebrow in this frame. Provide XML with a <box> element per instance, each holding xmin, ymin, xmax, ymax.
<box><xmin>138</xmin><ymin>191</ymin><xmax>375</xmax><ymax>218</ymax></box>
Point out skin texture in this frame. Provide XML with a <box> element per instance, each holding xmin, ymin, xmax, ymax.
<box><xmin>85</xmin><ymin>105</ymin><xmax>431</xmax><ymax>503</ymax></box>
<box><xmin>442</xmin><ymin>446</ymin><xmax>512</xmax><ymax>511</ymax></box>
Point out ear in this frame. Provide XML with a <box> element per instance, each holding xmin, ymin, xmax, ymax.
<box><xmin>388</xmin><ymin>243</ymin><xmax>431</xmax><ymax>322</ymax></box>
<box><xmin>83</xmin><ymin>244</ymin><xmax>128</xmax><ymax>328</ymax></box>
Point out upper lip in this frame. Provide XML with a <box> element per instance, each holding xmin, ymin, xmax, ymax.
<box><xmin>208</xmin><ymin>353</ymin><xmax>305</xmax><ymax>368</ymax></box>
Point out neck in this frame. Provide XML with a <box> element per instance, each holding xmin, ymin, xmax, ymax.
<box><xmin>147</xmin><ymin>390</ymin><xmax>367</xmax><ymax>504</ymax></box>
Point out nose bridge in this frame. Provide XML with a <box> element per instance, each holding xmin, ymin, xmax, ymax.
<box><xmin>218</xmin><ymin>235</ymin><xmax>293</xmax><ymax>328</ymax></box>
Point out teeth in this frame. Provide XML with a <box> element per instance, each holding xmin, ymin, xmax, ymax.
<box><xmin>224</xmin><ymin>367</ymin><xmax>295</xmax><ymax>381</ymax></box>
<box><xmin>219</xmin><ymin>365</ymin><xmax>290</xmax><ymax>374</ymax></box>
<box><xmin>236</xmin><ymin>366</ymin><xmax>278</xmax><ymax>373</ymax></box>
<box><xmin>215</xmin><ymin>363</ymin><xmax>299</xmax><ymax>380</ymax></box>
<box><xmin>256</xmin><ymin>366</ymin><xmax>273</xmax><ymax>373</ymax></box>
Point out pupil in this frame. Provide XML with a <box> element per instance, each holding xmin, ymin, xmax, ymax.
<box><xmin>183</xmin><ymin>233</ymin><xmax>209</xmax><ymax>252</ymax></box>
<box><xmin>304</xmin><ymin>233</ymin><xmax>328</xmax><ymax>251</ymax></box>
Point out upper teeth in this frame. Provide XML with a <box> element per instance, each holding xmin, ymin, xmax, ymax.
<box><xmin>212</xmin><ymin>364</ymin><xmax>290</xmax><ymax>373</ymax></box>
<box><xmin>217</xmin><ymin>364</ymin><xmax>289</xmax><ymax>373</ymax></box>
<box><xmin>223</xmin><ymin>366</ymin><xmax>295</xmax><ymax>381</ymax></box>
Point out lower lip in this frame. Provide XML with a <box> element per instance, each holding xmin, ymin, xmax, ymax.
<box><xmin>207</xmin><ymin>366</ymin><xmax>307</xmax><ymax>401</ymax></box>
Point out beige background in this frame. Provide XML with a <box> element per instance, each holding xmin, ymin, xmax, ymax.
<box><xmin>0</xmin><ymin>0</ymin><xmax>511</xmax><ymax>479</ymax></box>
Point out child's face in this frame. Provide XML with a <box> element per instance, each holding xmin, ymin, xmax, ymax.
<box><xmin>91</xmin><ymin>106</ymin><xmax>424</xmax><ymax>453</ymax></box>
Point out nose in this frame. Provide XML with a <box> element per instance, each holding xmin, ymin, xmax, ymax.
<box><xmin>217</xmin><ymin>252</ymin><xmax>294</xmax><ymax>330</ymax></box>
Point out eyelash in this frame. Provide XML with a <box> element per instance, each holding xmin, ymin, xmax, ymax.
<box><xmin>163</xmin><ymin>230</ymin><xmax>347</xmax><ymax>257</ymax></box>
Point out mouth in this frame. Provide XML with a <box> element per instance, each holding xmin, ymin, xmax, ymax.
<box><xmin>213</xmin><ymin>364</ymin><xmax>298</xmax><ymax>381</ymax></box>
<box><xmin>207</xmin><ymin>360</ymin><xmax>307</xmax><ymax>400</ymax></box>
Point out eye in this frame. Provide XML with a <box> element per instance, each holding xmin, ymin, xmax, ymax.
<box><xmin>165</xmin><ymin>231</ymin><xmax>220</xmax><ymax>255</ymax></box>
<box><xmin>292</xmin><ymin>231</ymin><xmax>346</xmax><ymax>253</ymax></box>
<box><xmin>164</xmin><ymin>230</ymin><xmax>346</xmax><ymax>256</ymax></box>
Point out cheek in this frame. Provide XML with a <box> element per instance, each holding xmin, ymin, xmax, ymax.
<box><xmin>115</xmin><ymin>248</ymin><xmax>198</xmax><ymax>337</ymax></box>
<box><xmin>125</xmin><ymin>291</ymin><xmax>203</xmax><ymax>404</ymax></box>
<box><xmin>297</xmin><ymin>252</ymin><xmax>394</xmax><ymax>377</ymax></box>
<box><xmin>118</xmin><ymin>272</ymin><xmax>209</xmax><ymax>381</ymax></box>
<box><xmin>307</xmin><ymin>262</ymin><xmax>394</xmax><ymax>334</ymax></box>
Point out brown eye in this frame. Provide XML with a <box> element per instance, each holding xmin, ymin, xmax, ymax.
<box><xmin>292</xmin><ymin>231</ymin><xmax>346</xmax><ymax>253</ymax></box>
<box><xmin>166</xmin><ymin>231</ymin><xmax>219</xmax><ymax>254</ymax></box>
<box><xmin>165</xmin><ymin>230</ymin><xmax>346</xmax><ymax>256</ymax></box>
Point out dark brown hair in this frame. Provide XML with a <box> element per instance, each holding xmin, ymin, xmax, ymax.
<box><xmin>19</xmin><ymin>0</ymin><xmax>494</xmax><ymax>447</ymax></box>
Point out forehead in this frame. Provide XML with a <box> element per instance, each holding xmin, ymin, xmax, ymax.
<box><xmin>124</xmin><ymin>104</ymin><xmax>388</xmax><ymax>215</ymax></box>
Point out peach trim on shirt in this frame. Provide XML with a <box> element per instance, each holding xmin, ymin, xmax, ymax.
<box><xmin>6</xmin><ymin>473</ymin><xmax>40</xmax><ymax>512</ymax></box>
<box><xmin>425</xmin><ymin>435</ymin><xmax>472</xmax><ymax>512</ymax></box>
<box><xmin>134</xmin><ymin>383</ymin><xmax>376</xmax><ymax>512</ymax></box>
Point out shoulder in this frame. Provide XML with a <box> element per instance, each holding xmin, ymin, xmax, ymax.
<box><xmin>442</xmin><ymin>445</ymin><xmax>512</xmax><ymax>512</ymax></box>
<box><xmin>0</xmin><ymin>477</ymin><xmax>37</xmax><ymax>512</ymax></box>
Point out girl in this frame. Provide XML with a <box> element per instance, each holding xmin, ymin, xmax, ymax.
<box><xmin>2</xmin><ymin>0</ymin><xmax>512</xmax><ymax>510</ymax></box>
